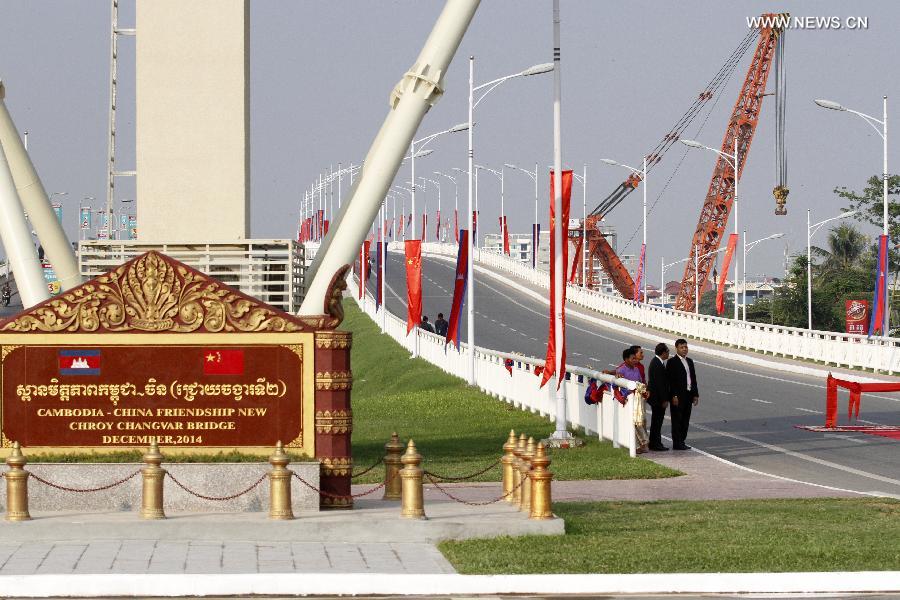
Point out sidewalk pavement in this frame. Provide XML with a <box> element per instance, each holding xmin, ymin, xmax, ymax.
<box><xmin>0</xmin><ymin>448</ymin><xmax>857</xmax><ymax>578</ymax></box>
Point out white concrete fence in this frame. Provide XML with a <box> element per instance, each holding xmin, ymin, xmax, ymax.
<box><xmin>347</xmin><ymin>275</ymin><xmax>643</xmax><ymax>456</ymax></box>
<box><xmin>411</xmin><ymin>242</ymin><xmax>900</xmax><ymax>375</ymax></box>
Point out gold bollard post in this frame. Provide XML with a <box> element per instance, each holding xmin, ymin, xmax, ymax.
<box><xmin>268</xmin><ymin>441</ymin><xmax>294</xmax><ymax>520</ymax></box>
<box><xmin>519</xmin><ymin>437</ymin><xmax>536</xmax><ymax>513</ymax></box>
<box><xmin>512</xmin><ymin>433</ymin><xmax>527</xmax><ymax>505</ymax></box>
<box><xmin>382</xmin><ymin>432</ymin><xmax>404</xmax><ymax>501</ymax></box>
<box><xmin>399</xmin><ymin>439</ymin><xmax>425</xmax><ymax>519</ymax></box>
<box><xmin>501</xmin><ymin>430</ymin><xmax>517</xmax><ymax>503</ymax></box>
<box><xmin>5</xmin><ymin>442</ymin><xmax>30</xmax><ymax>522</ymax></box>
<box><xmin>140</xmin><ymin>441</ymin><xmax>166</xmax><ymax>520</ymax></box>
<box><xmin>529</xmin><ymin>442</ymin><xmax>554</xmax><ymax>520</ymax></box>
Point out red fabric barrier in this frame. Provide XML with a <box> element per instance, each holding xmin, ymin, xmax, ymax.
<box><xmin>825</xmin><ymin>373</ymin><xmax>900</xmax><ymax>427</ymax></box>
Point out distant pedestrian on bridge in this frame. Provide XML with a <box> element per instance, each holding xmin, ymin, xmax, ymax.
<box><xmin>666</xmin><ymin>338</ymin><xmax>699</xmax><ymax>451</ymax></box>
<box><xmin>434</xmin><ymin>312</ymin><xmax>449</xmax><ymax>336</ymax></box>
<box><xmin>647</xmin><ymin>343</ymin><xmax>670</xmax><ymax>451</ymax></box>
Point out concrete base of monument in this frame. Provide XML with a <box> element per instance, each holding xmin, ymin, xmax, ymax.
<box><xmin>0</xmin><ymin>462</ymin><xmax>320</xmax><ymax>513</ymax></box>
<box><xmin>0</xmin><ymin>498</ymin><xmax>563</xmax><ymax>544</ymax></box>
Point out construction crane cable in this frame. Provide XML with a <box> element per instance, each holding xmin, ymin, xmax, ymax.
<box><xmin>617</xmin><ymin>38</ymin><xmax>746</xmax><ymax>255</ymax></box>
<box><xmin>590</xmin><ymin>29</ymin><xmax>758</xmax><ymax>220</ymax></box>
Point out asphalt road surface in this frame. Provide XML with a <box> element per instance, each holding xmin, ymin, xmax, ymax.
<box><xmin>369</xmin><ymin>250</ymin><xmax>900</xmax><ymax>498</ymax></box>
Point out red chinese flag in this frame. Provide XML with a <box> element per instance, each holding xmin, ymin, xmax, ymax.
<box><xmin>405</xmin><ymin>240</ymin><xmax>422</xmax><ymax>335</ymax></box>
<box><xmin>422</xmin><ymin>214</ymin><xmax>427</xmax><ymax>242</ymax></box>
<box><xmin>502</xmin><ymin>216</ymin><xmax>510</xmax><ymax>255</ymax></box>
<box><xmin>436</xmin><ymin>210</ymin><xmax>441</xmax><ymax>240</ymax></box>
<box><xmin>454</xmin><ymin>209</ymin><xmax>459</xmax><ymax>243</ymax></box>
<box><xmin>716</xmin><ymin>233</ymin><xmax>739</xmax><ymax>315</ymax></box>
<box><xmin>542</xmin><ymin>170</ymin><xmax>572</xmax><ymax>389</ymax></box>
<box><xmin>203</xmin><ymin>349</ymin><xmax>245</xmax><ymax>375</ymax></box>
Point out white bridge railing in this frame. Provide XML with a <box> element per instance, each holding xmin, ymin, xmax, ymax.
<box><xmin>410</xmin><ymin>242</ymin><xmax>900</xmax><ymax>375</ymax></box>
<box><xmin>347</xmin><ymin>275</ymin><xmax>643</xmax><ymax>456</ymax></box>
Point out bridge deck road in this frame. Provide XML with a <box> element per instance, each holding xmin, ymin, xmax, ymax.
<box><xmin>367</xmin><ymin>250</ymin><xmax>900</xmax><ymax>498</ymax></box>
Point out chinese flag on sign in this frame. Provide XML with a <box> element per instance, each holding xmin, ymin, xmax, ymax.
<box><xmin>405</xmin><ymin>240</ymin><xmax>422</xmax><ymax>335</ymax></box>
<box><xmin>203</xmin><ymin>349</ymin><xmax>245</xmax><ymax>375</ymax></box>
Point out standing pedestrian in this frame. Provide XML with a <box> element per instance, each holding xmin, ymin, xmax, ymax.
<box><xmin>420</xmin><ymin>315</ymin><xmax>435</xmax><ymax>333</ymax></box>
<box><xmin>647</xmin><ymin>343</ymin><xmax>670</xmax><ymax>451</ymax></box>
<box><xmin>666</xmin><ymin>338</ymin><xmax>699</xmax><ymax>450</ymax></box>
<box><xmin>615</xmin><ymin>347</ymin><xmax>650</xmax><ymax>454</ymax></box>
<box><xmin>434</xmin><ymin>312</ymin><xmax>449</xmax><ymax>336</ymax></box>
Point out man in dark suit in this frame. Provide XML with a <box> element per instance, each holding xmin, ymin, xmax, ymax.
<box><xmin>665</xmin><ymin>338</ymin><xmax>699</xmax><ymax>450</ymax></box>
<box><xmin>646</xmin><ymin>342</ymin><xmax>670</xmax><ymax>451</ymax></box>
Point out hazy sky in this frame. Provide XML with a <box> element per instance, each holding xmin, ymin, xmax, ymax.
<box><xmin>1</xmin><ymin>1</ymin><xmax>897</xmax><ymax>281</ymax></box>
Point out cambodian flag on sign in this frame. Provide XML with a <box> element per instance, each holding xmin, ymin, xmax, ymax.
<box><xmin>203</xmin><ymin>349</ymin><xmax>245</xmax><ymax>375</ymax></box>
<box><xmin>58</xmin><ymin>350</ymin><xmax>101</xmax><ymax>375</ymax></box>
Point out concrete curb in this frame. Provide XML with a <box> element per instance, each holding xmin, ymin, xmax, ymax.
<box><xmin>1</xmin><ymin>571</ymin><xmax>897</xmax><ymax>597</ymax></box>
<box><xmin>421</xmin><ymin>251</ymin><xmax>897</xmax><ymax>384</ymax></box>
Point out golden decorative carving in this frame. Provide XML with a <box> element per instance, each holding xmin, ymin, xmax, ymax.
<box><xmin>285</xmin><ymin>432</ymin><xmax>304</xmax><ymax>448</ymax></box>
<box><xmin>1</xmin><ymin>345</ymin><xmax>20</xmax><ymax>362</ymax></box>
<box><xmin>315</xmin><ymin>371</ymin><xmax>352</xmax><ymax>391</ymax></box>
<box><xmin>315</xmin><ymin>410</ymin><xmax>353</xmax><ymax>434</ymax></box>
<box><xmin>320</xmin><ymin>496</ymin><xmax>353</xmax><ymax>509</ymax></box>
<box><xmin>283</xmin><ymin>344</ymin><xmax>303</xmax><ymax>361</ymax></box>
<box><xmin>315</xmin><ymin>331</ymin><xmax>352</xmax><ymax>350</ymax></box>
<box><xmin>324</xmin><ymin>265</ymin><xmax>351</xmax><ymax>324</ymax></box>
<box><xmin>320</xmin><ymin>456</ymin><xmax>352</xmax><ymax>477</ymax></box>
<box><xmin>0</xmin><ymin>433</ymin><xmax>13</xmax><ymax>448</ymax></box>
<box><xmin>1</xmin><ymin>251</ymin><xmax>306</xmax><ymax>334</ymax></box>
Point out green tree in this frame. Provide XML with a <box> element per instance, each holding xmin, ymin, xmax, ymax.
<box><xmin>833</xmin><ymin>174</ymin><xmax>900</xmax><ymax>242</ymax></box>
<box><xmin>810</xmin><ymin>223</ymin><xmax>868</xmax><ymax>273</ymax></box>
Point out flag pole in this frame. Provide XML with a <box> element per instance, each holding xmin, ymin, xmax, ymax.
<box><xmin>548</xmin><ymin>0</ymin><xmax>576</xmax><ymax>446</ymax></box>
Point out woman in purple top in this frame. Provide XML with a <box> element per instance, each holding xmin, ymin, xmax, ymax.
<box><xmin>616</xmin><ymin>347</ymin><xmax>650</xmax><ymax>454</ymax></box>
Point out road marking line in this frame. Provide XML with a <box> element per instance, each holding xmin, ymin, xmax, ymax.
<box><xmin>716</xmin><ymin>390</ymin><xmax>733</xmax><ymax>395</ymax></box>
<box><xmin>423</xmin><ymin>254</ymin><xmax>900</xmax><ymax>402</ymax></box>
<box><xmin>751</xmin><ymin>398</ymin><xmax>773</xmax><ymax>404</ymax></box>
<box><xmin>689</xmin><ymin>422</ymin><xmax>900</xmax><ymax>488</ymax></box>
<box><xmin>796</xmin><ymin>407</ymin><xmax>824</xmax><ymax>414</ymax></box>
<box><xmin>830</xmin><ymin>435</ymin><xmax>868</xmax><ymax>444</ymax></box>
<box><xmin>508</xmin><ymin>327</ymin><xmax>517</xmax><ymax>332</ymax></box>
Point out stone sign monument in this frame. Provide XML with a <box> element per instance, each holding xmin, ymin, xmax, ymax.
<box><xmin>0</xmin><ymin>251</ymin><xmax>353</xmax><ymax>508</ymax></box>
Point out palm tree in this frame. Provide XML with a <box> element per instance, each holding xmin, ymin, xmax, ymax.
<box><xmin>811</xmin><ymin>223</ymin><xmax>868</xmax><ymax>273</ymax></box>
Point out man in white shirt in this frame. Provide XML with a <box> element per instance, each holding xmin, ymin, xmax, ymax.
<box><xmin>665</xmin><ymin>338</ymin><xmax>700</xmax><ymax>450</ymax></box>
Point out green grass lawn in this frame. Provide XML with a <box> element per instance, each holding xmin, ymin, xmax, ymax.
<box><xmin>440</xmin><ymin>498</ymin><xmax>900</xmax><ymax>573</ymax></box>
<box><xmin>343</xmin><ymin>301</ymin><xmax>680</xmax><ymax>483</ymax></box>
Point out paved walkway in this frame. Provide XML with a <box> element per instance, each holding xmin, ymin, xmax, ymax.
<box><xmin>0</xmin><ymin>540</ymin><xmax>454</xmax><ymax>575</ymax></box>
<box><xmin>0</xmin><ymin>448</ymin><xmax>860</xmax><ymax>578</ymax></box>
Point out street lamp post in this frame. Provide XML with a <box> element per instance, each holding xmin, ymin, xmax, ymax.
<box><xmin>475</xmin><ymin>165</ymin><xmax>504</xmax><ymax>252</ymax></box>
<box><xmin>464</xmin><ymin>57</ymin><xmax>553</xmax><ymax>385</ymax></box>
<box><xmin>681</xmin><ymin>138</ymin><xmax>739</xmax><ymax>317</ymax></box>
<box><xmin>807</xmin><ymin>210</ymin><xmax>857</xmax><ymax>330</ymax></box>
<box><xmin>421</xmin><ymin>178</ymin><xmax>442</xmax><ymax>241</ymax></box>
<box><xmin>601</xmin><ymin>157</ymin><xmax>648</xmax><ymax>300</ymax></box>
<box><xmin>662</xmin><ymin>255</ymin><xmax>691</xmax><ymax>308</ymax></box>
<box><xmin>815</xmin><ymin>97</ymin><xmax>889</xmax><ymax>334</ymax></box>
<box><xmin>434</xmin><ymin>171</ymin><xmax>458</xmax><ymax>241</ymax></box>
<box><xmin>694</xmin><ymin>245</ymin><xmax>728</xmax><ymax>315</ymax></box>
<box><xmin>505</xmin><ymin>162</ymin><xmax>540</xmax><ymax>267</ymax></box>
<box><xmin>409</xmin><ymin>123</ymin><xmax>468</xmax><ymax>240</ymax></box>
<box><xmin>741</xmin><ymin>231</ymin><xmax>784</xmax><ymax>320</ymax></box>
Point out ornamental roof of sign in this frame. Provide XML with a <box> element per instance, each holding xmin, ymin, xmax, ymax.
<box><xmin>0</xmin><ymin>251</ymin><xmax>338</xmax><ymax>334</ymax></box>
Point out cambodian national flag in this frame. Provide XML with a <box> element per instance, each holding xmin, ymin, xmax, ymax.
<box><xmin>445</xmin><ymin>229</ymin><xmax>469</xmax><ymax>349</ymax></box>
<box><xmin>58</xmin><ymin>349</ymin><xmax>101</xmax><ymax>375</ymax></box>
<box><xmin>868</xmin><ymin>234</ymin><xmax>890</xmax><ymax>337</ymax></box>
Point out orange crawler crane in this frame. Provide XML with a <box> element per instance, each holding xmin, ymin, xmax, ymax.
<box><xmin>572</xmin><ymin>14</ymin><xmax>787</xmax><ymax>308</ymax></box>
<box><xmin>674</xmin><ymin>15</ymin><xmax>787</xmax><ymax>311</ymax></box>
